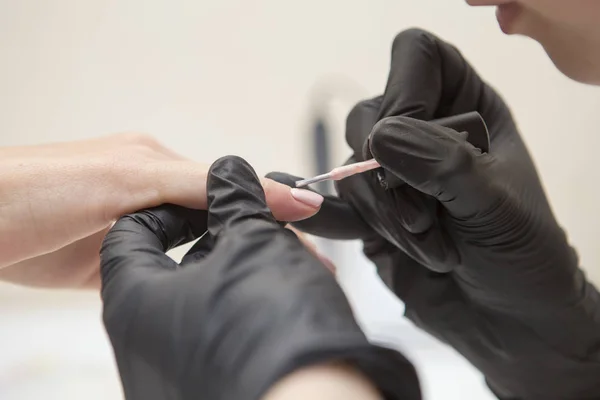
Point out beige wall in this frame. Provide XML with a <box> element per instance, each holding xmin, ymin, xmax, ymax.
<box><xmin>1</xmin><ymin>1</ymin><xmax>599</xmax><ymax>399</ymax></box>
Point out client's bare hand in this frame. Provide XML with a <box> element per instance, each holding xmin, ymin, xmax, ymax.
<box><xmin>0</xmin><ymin>133</ymin><xmax>322</xmax><ymax>289</ymax></box>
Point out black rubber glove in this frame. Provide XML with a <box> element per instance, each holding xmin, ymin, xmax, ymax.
<box><xmin>100</xmin><ymin>155</ymin><xmax>421</xmax><ymax>400</ymax></box>
<box><xmin>268</xmin><ymin>29</ymin><xmax>600</xmax><ymax>399</ymax></box>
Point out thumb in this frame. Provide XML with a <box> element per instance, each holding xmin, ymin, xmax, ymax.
<box><xmin>370</xmin><ymin>116</ymin><xmax>496</xmax><ymax>219</ymax></box>
<box><xmin>206</xmin><ymin>156</ymin><xmax>278</xmax><ymax>237</ymax></box>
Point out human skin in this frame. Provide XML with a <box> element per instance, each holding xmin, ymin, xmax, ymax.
<box><xmin>467</xmin><ymin>0</ymin><xmax>600</xmax><ymax>84</ymax></box>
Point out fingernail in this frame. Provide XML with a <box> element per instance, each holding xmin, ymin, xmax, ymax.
<box><xmin>290</xmin><ymin>188</ymin><xmax>324</xmax><ymax>208</ymax></box>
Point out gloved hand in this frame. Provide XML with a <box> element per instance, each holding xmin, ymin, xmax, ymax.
<box><xmin>100</xmin><ymin>155</ymin><xmax>421</xmax><ymax>400</ymax></box>
<box><xmin>268</xmin><ymin>29</ymin><xmax>600</xmax><ymax>399</ymax></box>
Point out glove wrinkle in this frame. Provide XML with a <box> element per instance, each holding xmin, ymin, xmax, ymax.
<box><xmin>207</xmin><ymin>156</ymin><xmax>274</xmax><ymax>238</ymax></box>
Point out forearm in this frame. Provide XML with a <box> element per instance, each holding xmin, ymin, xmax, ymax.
<box><xmin>263</xmin><ymin>363</ymin><xmax>383</xmax><ymax>400</ymax></box>
<box><xmin>0</xmin><ymin>156</ymin><xmax>116</xmax><ymax>267</ymax></box>
<box><xmin>0</xmin><ymin>228</ymin><xmax>107</xmax><ymax>288</ymax></box>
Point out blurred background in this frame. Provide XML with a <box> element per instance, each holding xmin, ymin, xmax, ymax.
<box><xmin>1</xmin><ymin>0</ymin><xmax>599</xmax><ymax>399</ymax></box>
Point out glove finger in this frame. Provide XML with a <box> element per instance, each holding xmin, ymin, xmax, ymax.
<box><xmin>100</xmin><ymin>206</ymin><xmax>208</xmax><ymax>290</ymax></box>
<box><xmin>207</xmin><ymin>155</ymin><xmax>277</xmax><ymax>238</ymax></box>
<box><xmin>345</xmin><ymin>96</ymin><xmax>382</xmax><ymax>160</ymax></box>
<box><xmin>266</xmin><ymin>171</ymin><xmax>373</xmax><ymax>240</ymax></box>
<box><xmin>379</xmin><ymin>29</ymin><xmax>487</xmax><ymax>120</ymax></box>
<box><xmin>386</xmin><ymin>184</ymin><xmax>437</xmax><ymax>234</ymax></box>
<box><xmin>371</xmin><ymin>116</ymin><xmax>497</xmax><ymax>219</ymax></box>
<box><xmin>346</xmin><ymin>99</ymin><xmax>437</xmax><ymax>234</ymax></box>
<box><xmin>337</xmin><ymin>171</ymin><xmax>459</xmax><ymax>272</ymax></box>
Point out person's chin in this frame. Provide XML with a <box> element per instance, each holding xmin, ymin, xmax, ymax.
<box><xmin>495</xmin><ymin>3</ymin><xmax>523</xmax><ymax>35</ymax></box>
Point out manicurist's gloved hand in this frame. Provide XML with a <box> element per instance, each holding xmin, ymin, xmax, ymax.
<box><xmin>100</xmin><ymin>155</ymin><xmax>421</xmax><ymax>400</ymax></box>
<box><xmin>269</xmin><ymin>29</ymin><xmax>600</xmax><ymax>399</ymax></box>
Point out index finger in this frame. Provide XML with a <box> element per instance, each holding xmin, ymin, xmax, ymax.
<box><xmin>379</xmin><ymin>29</ymin><xmax>485</xmax><ymax>120</ymax></box>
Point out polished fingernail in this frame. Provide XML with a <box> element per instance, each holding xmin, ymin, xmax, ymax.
<box><xmin>290</xmin><ymin>188</ymin><xmax>324</xmax><ymax>208</ymax></box>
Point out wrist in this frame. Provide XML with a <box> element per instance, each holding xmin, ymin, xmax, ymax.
<box><xmin>262</xmin><ymin>362</ymin><xmax>382</xmax><ymax>400</ymax></box>
<box><xmin>240</xmin><ymin>337</ymin><xmax>421</xmax><ymax>400</ymax></box>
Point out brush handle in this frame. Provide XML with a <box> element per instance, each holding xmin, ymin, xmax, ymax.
<box><xmin>330</xmin><ymin>159</ymin><xmax>381</xmax><ymax>181</ymax></box>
